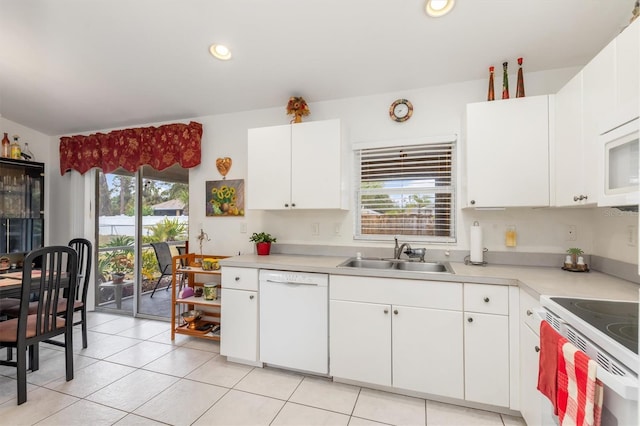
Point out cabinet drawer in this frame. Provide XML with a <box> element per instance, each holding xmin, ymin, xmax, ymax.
<box><xmin>464</xmin><ymin>284</ymin><xmax>509</xmax><ymax>315</ymax></box>
<box><xmin>222</xmin><ymin>267</ymin><xmax>258</xmax><ymax>291</ymax></box>
<box><xmin>520</xmin><ymin>289</ymin><xmax>542</xmax><ymax>334</ymax></box>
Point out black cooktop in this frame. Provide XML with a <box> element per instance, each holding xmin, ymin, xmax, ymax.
<box><xmin>550</xmin><ymin>297</ymin><xmax>639</xmax><ymax>354</ymax></box>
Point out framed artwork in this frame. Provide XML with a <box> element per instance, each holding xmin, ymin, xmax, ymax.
<box><xmin>206</xmin><ymin>179</ymin><xmax>245</xmax><ymax>216</ymax></box>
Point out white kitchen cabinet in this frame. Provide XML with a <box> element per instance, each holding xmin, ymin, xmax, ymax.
<box><xmin>554</xmin><ymin>72</ymin><xmax>592</xmax><ymax>206</ymax></box>
<box><xmin>392</xmin><ymin>305</ymin><xmax>463</xmax><ymax>398</ymax></box>
<box><xmin>581</xmin><ymin>38</ymin><xmax>616</xmax><ymax>206</ymax></box>
<box><xmin>465</xmin><ymin>95</ymin><xmax>551</xmax><ymax>207</ymax></box>
<box><xmin>615</xmin><ymin>19</ymin><xmax>639</xmax><ymax>111</ymax></box>
<box><xmin>220</xmin><ymin>267</ymin><xmax>260</xmax><ymax>365</ymax></box>
<box><xmin>463</xmin><ymin>284</ymin><xmax>510</xmax><ymax>407</ymax></box>
<box><xmin>329</xmin><ymin>275</ymin><xmax>464</xmax><ymax>398</ymax></box>
<box><xmin>247</xmin><ymin>119</ymin><xmax>348</xmax><ymax>210</ymax></box>
<box><xmin>329</xmin><ymin>299</ymin><xmax>391</xmax><ymax>386</ymax></box>
<box><xmin>518</xmin><ymin>289</ymin><xmax>555</xmax><ymax>426</ymax></box>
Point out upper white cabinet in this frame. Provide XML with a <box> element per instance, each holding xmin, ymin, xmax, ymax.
<box><xmin>247</xmin><ymin>119</ymin><xmax>348</xmax><ymax>210</ymax></box>
<box><xmin>466</xmin><ymin>95</ymin><xmax>551</xmax><ymax>208</ymax></box>
<box><xmin>554</xmin><ymin>72</ymin><xmax>591</xmax><ymax>206</ymax></box>
<box><xmin>615</xmin><ymin>19</ymin><xmax>639</xmax><ymax>110</ymax></box>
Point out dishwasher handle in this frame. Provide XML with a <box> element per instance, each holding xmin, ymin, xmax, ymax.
<box><xmin>265</xmin><ymin>279</ymin><xmax>319</xmax><ymax>286</ymax></box>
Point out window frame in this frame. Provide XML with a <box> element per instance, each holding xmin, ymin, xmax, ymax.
<box><xmin>352</xmin><ymin>135</ymin><xmax>457</xmax><ymax>243</ymax></box>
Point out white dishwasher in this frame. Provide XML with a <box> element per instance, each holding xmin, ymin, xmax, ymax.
<box><xmin>259</xmin><ymin>270</ymin><xmax>328</xmax><ymax>375</ymax></box>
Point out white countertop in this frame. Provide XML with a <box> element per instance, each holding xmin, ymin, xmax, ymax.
<box><xmin>219</xmin><ymin>254</ymin><xmax>640</xmax><ymax>302</ymax></box>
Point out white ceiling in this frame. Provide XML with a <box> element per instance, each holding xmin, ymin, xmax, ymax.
<box><xmin>0</xmin><ymin>0</ymin><xmax>635</xmax><ymax>136</ymax></box>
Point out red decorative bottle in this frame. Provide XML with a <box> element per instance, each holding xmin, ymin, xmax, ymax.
<box><xmin>487</xmin><ymin>66</ymin><xmax>495</xmax><ymax>101</ymax></box>
<box><xmin>1</xmin><ymin>133</ymin><xmax>10</xmax><ymax>158</ymax></box>
<box><xmin>502</xmin><ymin>62</ymin><xmax>509</xmax><ymax>99</ymax></box>
<box><xmin>516</xmin><ymin>57</ymin><xmax>525</xmax><ymax>98</ymax></box>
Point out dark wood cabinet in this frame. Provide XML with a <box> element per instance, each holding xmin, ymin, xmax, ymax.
<box><xmin>0</xmin><ymin>158</ymin><xmax>45</xmax><ymax>255</ymax></box>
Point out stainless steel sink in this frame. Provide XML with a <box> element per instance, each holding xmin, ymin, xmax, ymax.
<box><xmin>339</xmin><ymin>259</ymin><xmax>395</xmax><ymax>269</ymax></box>
<box><xmin>337</xmin><ymin>258</ymin><xmax>453</xmax><ymax>274</ymax></box>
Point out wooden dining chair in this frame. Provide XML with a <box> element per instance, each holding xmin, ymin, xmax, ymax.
<box><xmin>0</xmin><ymin>245</ymin><xmax>78</xmax><ymax>405</ymax></box>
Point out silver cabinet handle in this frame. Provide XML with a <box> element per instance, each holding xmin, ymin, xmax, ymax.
<box><xmin>526</xmin><ymin>309</ymin><xmax>533</xmax><ymax>316</ymax></box>
<box><xmin>535</xmin><ymin>346</ymin><xmax>540</xmax><ymax>353</ymax></box>
<box><xmin>467</xmin><ymin>317</ymin><xmax>473</xmax><ymax>323</ymax></box>
<box><xmin>573</xmin><ymin>195</ymin><xmax>588</xmax><ymax>201</ymax></box>
<box><xmin>235</xmin><ymin>276</ymin><xmax>240</xmax><ymax>281</ymax></box>
<box><xmin>483</xmin><ymin>297</ymin><xmax>490</xmax><ymax>303</ymax></box>
<box><xmin>384</xmin><ymin>309</ymin><xmax>389</xmax><ymax>314</ymax></box>
<box><xmin>249</xmin><ymin>295</ymin><xmax>254</xmax><ymax>300</ymax></box>
<box><xmin>470</xmin><ymin>200</ymin><xmax>476</xmax><ymax>205</ymax></box>
<box><xmin>393</xmin><ymin>309</ymin><xmax>398</xmax><ymax>315</ymax></box>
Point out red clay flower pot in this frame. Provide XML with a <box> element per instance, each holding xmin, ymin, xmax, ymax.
<box><xmin>256</xmin><ymin>242</ymin><xmax>271</xmax><ymax>255</ymax></box>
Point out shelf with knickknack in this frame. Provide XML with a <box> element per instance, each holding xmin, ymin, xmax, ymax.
<box><xmin>170</xmin><ymin>252</ymin><xmax>229</xmax><ymax>341</ymax></box>
<box><xmin>0</xmin><ymin>157</ymin><xmax>45</xmax><ymax>255</ymax></box>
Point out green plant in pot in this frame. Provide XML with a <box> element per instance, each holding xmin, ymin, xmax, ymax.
<box><xmin>250</xmin><ymin>232</ymin><xmax>277</xmax><ymax>256</ymax></box>
<box><xmin>566</xmin><ymin>247</ymin><xmax>584</xmax><ymax>266</ymax></box>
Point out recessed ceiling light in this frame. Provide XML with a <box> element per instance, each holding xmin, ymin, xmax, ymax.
<box><xmin>425</xmin><ymin>0</ymin><xmax>455</xmax><ymax>17</ymax></box>
<box><xmin>209</xmin><ymin>44</ymin><xmax>232</xmax><ymax>60</ymax></box>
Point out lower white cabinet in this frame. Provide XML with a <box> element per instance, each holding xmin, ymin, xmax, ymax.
<box><xmin>220</xmin><ymin>267</ymin><xmax>259</xmax><ymax>364</ymax></box>
<box><xmin>463</xmin><ymin>283</ymin><xmax>511</xmax><ymax>408</ymax></box>
<box><xmin>393</xmin><ymin>305</ymin><xmax>463</xmax><ymax>398</ymax></box>
<box><xmin>330</xmin><ymin>300</ymin><xmax>391</xmax><ymax>386</ymax></box>
<box><xmin>464</xmin><ymin>311</ymin><xmax>509</xmax><ymax>406</ymax></box>
<box><xmin>220</xmin><ymin>288</ymin><xmax>259</xmax><ymax>362</ymax></box>
<box><xmin>329</xmin><ymin>275</ymin><xmax>464</xmax><ymax>399</ymax></box>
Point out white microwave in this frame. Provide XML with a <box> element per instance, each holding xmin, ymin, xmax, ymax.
<box><xmin>598</xmin><ymin>114</ymin><xmax>639</xmax><ymax>209</ymax></box>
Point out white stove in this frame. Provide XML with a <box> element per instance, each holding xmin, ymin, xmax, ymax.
<box><xmin>540</xmin><ymin>295</ymin><xmax>638</xmax><ymax>425</ymax></box>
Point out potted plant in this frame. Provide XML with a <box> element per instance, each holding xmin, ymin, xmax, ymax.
<box><xmin>250</xmin><ymin>232</ymin><xmax>277</xmax><ymax>255</ymax></box>
<box><xmin>111</xmin><ymin>254</ymin><xmax>133</xmax><ymax>283</ymax></box>
<box><xmin>566</xmin><ymin>247</ymin><xmax>584</xmax><ymax>267</ymax></box>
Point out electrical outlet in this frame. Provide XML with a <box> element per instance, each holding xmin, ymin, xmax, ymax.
<box><xmin>627</xmin><ymin>225</ymin><xmax>637</xmax><ymax>247</ymax></box>
<box><xmin>312</xmin><ymin>223</ymin><xmax>320</xmax><ymax>236</ymax></box>
<box><xmin>240</xmin><ymin>222</ymin><xmax>247</xmax><ymax>233</ymax></box>
<box><xmin>566</xmin><ymin>225</ymin><xmax>577</xmax><ymax>241</ymax></box>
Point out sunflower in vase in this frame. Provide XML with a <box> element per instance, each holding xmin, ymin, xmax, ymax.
<box><xmin>286</xmin><ymin>96</ymin><xmax>310</xmax><ymax>123</ymax></box>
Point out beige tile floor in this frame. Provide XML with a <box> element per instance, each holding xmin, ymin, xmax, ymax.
<box><xmin>0</xmin><ymin>312</ymin><xmax>527</xmax><ymax>426</ymax></box>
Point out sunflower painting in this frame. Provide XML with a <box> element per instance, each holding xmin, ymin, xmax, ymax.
<box><xmin>206</xmin><ymin>179</ymin><xmax>245</xmax><ymax>216</ymax></box>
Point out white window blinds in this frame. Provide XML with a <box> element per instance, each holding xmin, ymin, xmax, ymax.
<box><xmin>355</xmin><ymin>140</ymin><xmax>456</xmax><ymax>242</ymax></box>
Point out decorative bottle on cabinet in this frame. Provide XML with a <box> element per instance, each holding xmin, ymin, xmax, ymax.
<box><xmin>487</xmin><ymin>66</ymin><xmax>495</xmax><ymax>101</ymax></box>
<box><xmin>516</xmin><ymin>57</ymin><xmax>525</xmax><ymax>98</ymax></box>
<box><xmin>1</xmin><ymin>133</ymin><xmax>9</xmax><ymax>158</ymax></box>
<box><xmin>10</xmin><ymin>136</ymin><xmax>21</xmax><ymax>160</ymax></box>
<box><xmin>501</xmin><ymin>62</ymin><xmax>509</xmax><ymax>99</ymax></box>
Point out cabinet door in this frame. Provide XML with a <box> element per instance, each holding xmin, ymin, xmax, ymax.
<box><xmin>291</xmin><ymin>119</ymin><xmax>343</xmax><ymax>209</ymax></box>
<box><xmin>464</xmin><ymin>312</ymin><xmax>509</xmax><ymax>407</ymax></box>
<box><xmin>582</xmin><ymin>39</ymin><xmax>616</xmax><ymax>205</ymax></box>
<box><xmin>220</xmin><ymin>289</ymin><xmax>259</xmax><ymax>362</ymax></box>
<box><xmin>392</xmin><ymin>305</ymin><xmax>463</xmax><ymax>399</ymax></box>
<box><xmin>466</xmin><ymin>96</ymin><xmax>550</xmax><ymax>207</ymax></box>
<box><xmin>247</xmin><ymin>125</ymin><xmax>291</xmax><ymax>209</ymax></box>
<box><xmin>329</xmin><ymin>299</ymin><xmax>391</xmax><ymax>386</ymax></box>
<box><xmin>519</xmin><ymin>322</ymin><xmax>543</xmax><ymax>426</ymax></box>
<box><xmin>615</xmin><ymin>19</ymin><xmax>639</xmax><ymax>110</ymax></box>
<box><xmin>555</xmin><ymin>73</ymin><xmax>590</xmax><ymax>206</ymax></box>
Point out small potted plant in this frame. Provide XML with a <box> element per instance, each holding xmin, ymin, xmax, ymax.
<box><xmin>111</xmin><ymin>254</ymin><xmax>133</xmax><ymax>283</ymax></box>
<box><xmin>566</xmin><ymin>248</ymin><xmax>584</xmax><ymax>268</ymax></box>
<box><xmin>250</xmin><ymin>232</ymin><xmax>277</xmax><ymax>255</ymax></box>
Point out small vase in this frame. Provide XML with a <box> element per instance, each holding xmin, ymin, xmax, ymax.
<box><xmin>1</xmin><ymin>133</ymin><xmax>10</xmax><ymax>158</ymax></box>
<box><xmin>502</xmin><ymin>62</ymin><xmax>510</xmax><ymax>99</ymax></box>
<box><xmin>516</xmin><ymin>57</ymin><xmax>525</xmax><ymax>98</ymax></box>
<box><xmin>487</xmin><ymin>66</ymin><xmax>495</xmax><ymax>101</ymax></box>
<box><xmin>256</xmin><ymin>242</ymin><xmax>271</xmax><ymax>255</ymax></box>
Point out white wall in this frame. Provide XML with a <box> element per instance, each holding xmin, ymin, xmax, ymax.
<box><xmin>6</xmin><ymin>65</ymin><xmax>638</xmax><ymax>266</ymax></box>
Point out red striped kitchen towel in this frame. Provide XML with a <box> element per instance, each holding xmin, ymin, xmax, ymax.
<box><xmin>538</xmin><ymin>321</ymin><xmax>566</xmax><ymax>414</ymax></box>
<box><xmin>557</xmin><ymin>341</ymin><xmax>604</xmax><ymax>426</ymax></box>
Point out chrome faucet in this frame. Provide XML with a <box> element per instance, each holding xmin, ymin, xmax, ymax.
<box><xmin>394</xmin><ymin>237</ymin><xmax>412</xmax><ymax>260</ymax></box>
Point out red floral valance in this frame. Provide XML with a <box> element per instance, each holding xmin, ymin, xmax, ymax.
<box><xmin>59</xmin><ymin>121</ymin><xmax>203</xmax><ymax>175</ymax></box>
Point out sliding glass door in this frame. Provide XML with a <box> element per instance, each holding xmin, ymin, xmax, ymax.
<box><xmin>95</xmin><ymin>165</ymin><xmax>188</xmax><ymax>319</ymax></box>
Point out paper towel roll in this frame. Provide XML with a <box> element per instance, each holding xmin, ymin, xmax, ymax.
<box><xmin>470</xmin><ymin>221</ymin><xmax>483</xmax><ymax>264</ymax></box>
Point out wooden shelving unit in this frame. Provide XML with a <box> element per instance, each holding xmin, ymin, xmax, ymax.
<box><xmin>170</xmin><ymin>253</ymin><xmax>228</xmax><ymax>341</ymax></box>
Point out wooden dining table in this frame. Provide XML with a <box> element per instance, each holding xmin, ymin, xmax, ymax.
<box><xmin>0</xmin><ymin>270</ymin><xmax>45</xmax><ymax>298</ymax></box>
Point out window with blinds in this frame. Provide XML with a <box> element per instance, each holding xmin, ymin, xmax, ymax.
<box><xmin>355</xmin><ymin>140</ymin><xmax>456</xmax><ymax>242</ymax></box>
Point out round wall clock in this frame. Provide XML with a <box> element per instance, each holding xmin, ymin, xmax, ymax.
<box><xmin>389</xmin><ymin>99</ymin><xmax>413</xmax><ymax>122</ymax></box>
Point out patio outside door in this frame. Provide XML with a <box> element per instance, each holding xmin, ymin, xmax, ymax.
<box><xmin>95</xmin><ymin>165</ymin><xmax>188</xmax><ymax>319</ymax></box>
